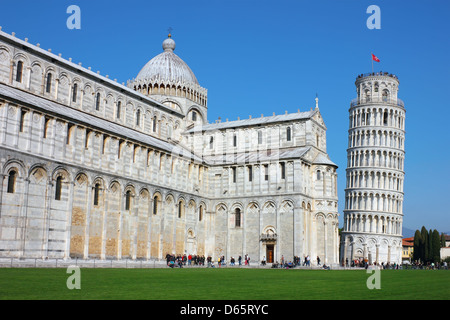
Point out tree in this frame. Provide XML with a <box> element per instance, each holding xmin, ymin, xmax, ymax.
<box><xmin>413</xmin><ymin>230</ymin><xmax>422</xmax><ymax>262</ymax></box>
<box><xmin>441</xmin><ymin>233</ymin><xmax>446</xmax><ymax>248</ymax></box>
<box><xmin>421</xmin><ymin>226</ymin><xmax>429</xmax><ymax>263</ymax></box>
<box><xmin>432</xmin><ymin>230</ymin><xmax>441</xmax><ymax>263</ymax></box>
<box><xmin>428</xmin><ymin>229</ymin><xmax>434</xmax><ymax>263</ymax></box>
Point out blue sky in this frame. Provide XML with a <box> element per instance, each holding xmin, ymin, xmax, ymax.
<box><xmin>1</xmin><ymin>0</ymin><xmax>449</xmax><ymax>233</ymax></box>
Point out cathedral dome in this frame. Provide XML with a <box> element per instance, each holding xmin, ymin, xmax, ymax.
<box><xmin>135</xmin><ymin>35</ymin><xmax>198</xmax><ymax>86</ymax></box>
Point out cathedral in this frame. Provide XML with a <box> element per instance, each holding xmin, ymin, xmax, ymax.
<box><xmin>0</xmin><ymin>29</ymin><xmax>340</xmax><ymax>265</ymax></box>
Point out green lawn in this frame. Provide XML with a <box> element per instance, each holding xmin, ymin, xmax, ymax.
<box><xmin>0</xmin><ymin>268</ymin><xmax>448</xmax><ymax>300</ymax></box>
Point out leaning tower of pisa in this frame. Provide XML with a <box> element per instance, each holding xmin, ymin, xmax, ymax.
<box><xmin>340</xmin><ymin>71</ymin><xmax>406</xmax><ymax>266</ymax></box>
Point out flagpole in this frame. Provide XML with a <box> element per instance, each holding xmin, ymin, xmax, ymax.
<box><xmin>371</xmin><ymin>52</ymin><xmax>373</xmax><ymax>73</ymax></box>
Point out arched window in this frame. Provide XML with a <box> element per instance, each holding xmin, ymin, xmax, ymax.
<box><xmin>235</xmin><ymin>208</ymin><xmax>241</xmax><ymax>227</ymax></box>
<box><xmin>125</xmin><ymin>190</ymin><xmax>131</xmax><ymax>211</ymax></box>
<box><xmin>199</xmin><ymin>205</ymin><xmax>203</xmax><ymax>221</ymax></box>
<box><xmin>153</xmin><ymin>195</ymin><xmax>158</xmax><ymax>215</ymax></box>
<box><xmin>280</xmin><ymin>162</ymin><xmax>286</xmax><ymax>180</ymax></box>
<box><xmin>286</xmin><ymin>126</ymin><xmax>291</xmax><ymax>141</ymax></box>
<box><xmin>19</xmin><ymin>109</ymin><xmax>26</xmax><ymax>133</ymax></box>
<box><xmin>72</xmin><ymin>83</ymin><xmax>78</xmax><ymax>103</ymax></box>
<box><xmin>95</xmin><ymin>93</ymin><xmax>100</xmax><ymax>111</ymax></box>
<box><xmin>43</xmin><ymin>117</ymin><xmax>50</xmax><ymax>138</ymax></box>
<box><xmin>383</xmin><ymin>111</ymin><xmax>388</xmax><ymax>125</ymax></box>
<box><xmin>66</xmin><ymin>124</ymin><xmax>74</xmax><ymax>144</ymax></box>
<box><xmin>16</xmin><ymin>61</ymin><xmax>23</xmax><ymax>83</ymax></box>
<box><xmin>317</xmin><ymin>170</ymin><xmax>321</xmax><ymax>181</ymax></box>
<box><xmin>93</xmin><ymin>183</ymin><xmax>100</xmax><ymax>206</ymax></box>
<box><xmin>55</xmin><ymin>176</ymin><xmax>63</xmax><ymax>201</ymax></box>
<box><xmin>136</xmin><ymin>109</ymin><xmax>141</xmax><ymax>126</ymax></box>
<box><xmin>45</xmin><ymin>73</ymin><xmax>52</xmax><ymax>93</ymax></box>
<box><xmin>85</xmin><ymin>129</ymin><xmax>91</xmax><ymax>149</ymax></box>
<box><xmin>192</xmin><ymin>111</ymin><xmax>197</xmax><ymax>121</ymax></box>
<box><xmin>178</xmin><ymin>201</ymin><xmax>183</xmax><ymax>218</ymax></box>
<box><xmin>209</xmin><ymin>136</ymin><xmax>214</xmax><ymax>149</ymax></box>
<box><xmin>7</xmin><ymin>170</ymin><xmax>16</xmax><ymax>193</ymax></box>
<box><xmin>258</xmin><ymin>131</ymin><xmax>262</xmax><ymax>144</ymax></box>
<box><xmin>152</xmin><ymin>116</ymin><xmax>157</xmax><ymax>132</ymax></box>
<box><xmin>116</xmin><ymin>101</ymin><xmax>121</xmax><ymax>119</ymax></box>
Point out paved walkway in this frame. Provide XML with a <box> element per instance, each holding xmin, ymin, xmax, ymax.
<box><xmin>0</xmin><ymin>257</ymin><xmax>352</xmax><ymax>270</ymax></box>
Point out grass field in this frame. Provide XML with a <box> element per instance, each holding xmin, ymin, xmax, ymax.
<box><xmin>0</xmin><ymin>267</ymin><xmax>449</xmax><ymax>300</ymax></box>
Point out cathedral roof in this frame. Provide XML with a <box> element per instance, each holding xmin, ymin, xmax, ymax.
<box><xmin>134</xmin><ymin>35</ymin><xmax>199</xmax><ymax>86</ymax></box>
<box><xmin>203</xmin><ymin>147</ymin><xmax>311</xmax><ymax>165</ymax></box>
<box><xmin>313</xmin><ymin>153</ymin><xmax>337</xmax><ymax>167</ymax></box>
<box><xmin>0</xmin><ymin>83</ymin><xmax>202</xmax><ymax>163</ymax></box>
<box><xmin>186</xmin><ymin>110</ymin><xmax>318</xmax><ymax>133</ymax></box>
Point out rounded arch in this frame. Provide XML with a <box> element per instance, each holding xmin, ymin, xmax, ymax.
<box><xmin>107</xmin><ymin>180</ymin><xmax>121</xmax><ymax>197</ymax></box>
<box><xmin>262</xmin><ymin>200</ymin><xmax>277</xmax><ymax>213</ymax></box>
<box><xmin>92</xmin><ymin>175</ymin><xmax>106</xmax><ymax>188</ymax></box>
<box><xmin>43</xmin><ymin>65</ymin><xmax>57</xmax><ymax>77</ymax></box>
<box><xmin>165</xmin><ymin>193</ymin><xmax>175</xmax><ymax>204</ymax></box>
<box><xmin>230</xmin><ymin>201</ymin><xmax>244</xmax><ymax>212</ymax></box>
<box><xmin>3</xmin><ymin>159</ymin><xmax>26</xmax><ymax>177</ymax></box>
<box><xmin>215</xmin><ymin>202</ymin><xmax>228</xmax><ymax>214</ymax></box>
<box><xmin>52</xmin><ymin>166</ymin><xmax>71</xmax><ymax>181</ymax></box>
<box><xmin>28</xmin><ymin>163</ymin><xmax>48</xmax><ymax>178</ymax></box>
<box><xmin>139</xmin><ymin>187</ymin><xmax>150</xmax><ymax>199</ymax></box>
<box><xmin>123</xmin><ymin>183</ymin><xmax>136</xmax><ymax>195</ymax></box>
<box><xmin>161</xmin><ymin>99</ymin><xmax>182</xmax><ymax>113</ymax></box>
<box><xmin>315</xmin><ymin>212</ymin><xmax>327</xmax><ymax>221</ymax></box>
<box><xmin>177</xmin><ymin>196</ymin><xmax>186</xmax><ymax>218</ymax></box>
<box><xmin>12</xmin><ymin>52</ymin><xmax>30</xmax><ymax>65</ymax></box>
<box><xmin>74</xmin><ymin>171</ymin><xmax>89</xmax><ymax>187</ymax></box>
<box><xmin>186</xmin><ymin>105</ymin><xmax>206</xmax><ymax>123</ymax></box>
<box><xmin>279</xmin><ymin>199</ymin><xmax>294</xmax><ymax>212</ymax></box>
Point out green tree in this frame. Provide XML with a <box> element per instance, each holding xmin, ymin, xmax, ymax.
<box><xmin>413</xmin><ymin>230</ymin><xmax>422</xmax><ymax>262</ymax></box>
<box><xmin>432</xmin><ymin>230</ymin><xmax>441</xmax><ymax>263</ymax></box>
<box><xmin>421</xmin><ymin>226</ymin><xmax>428</xmax><ymax>262</ymax></box>
<box><xmin>441</xmin><ymin>233</ymin><xmax>446</xmax><ymax>248</ymax></box>
<box><xmin>428</xmin><ymin>229</ymin><xmax>434</xmax><ymax>263</ymax></box>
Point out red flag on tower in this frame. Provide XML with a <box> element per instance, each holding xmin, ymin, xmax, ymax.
<box><xmin>372</xmin><ymin>53</ymin><xmax>380</xmax><ymax>62</ymax></box>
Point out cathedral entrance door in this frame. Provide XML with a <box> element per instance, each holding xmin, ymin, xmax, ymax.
<box><xmin>266</xmin><ymin>244</ymin><xmax>274</xmax><ymax>263</ymax></box>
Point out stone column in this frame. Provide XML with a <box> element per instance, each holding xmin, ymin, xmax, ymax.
<box><xmin>83</xmin><ymin>183</ymin><xmax>93</xmax><ymax>259</ymax></box>
<box><xmin>64</xmin><ymin>181</ymin><xmax>75</xmax><ymax>259</ymax></box>
<box><xmin>100</xmin><ymin>189</ymin><xmax>109</xmax><ymax>260</ymax></box>
<box><xmin>20</xmin><ymin>178</ymin><xmax>30</xmax><ymax>258</ymax></box>
<box><xmin>42</xmin><ymin>177</ymin><xmax>53</xmax><ymax>258</ymax></box>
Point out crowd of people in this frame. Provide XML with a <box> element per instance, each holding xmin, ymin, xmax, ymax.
<box><xmin>342</xmin><ymin>257</ymin><xmax>450</xmax><ymax>270</ymax></box>
<box><xmin>406</xmin><ymin>261</ymin><xmax>448</xmax><ymax>270</ymax></box>
<box><xmin>166</xmin><ymin>252</ymin><xmax>449</xmax><ymax>271</ymax></box>
<box><xmin>166</xmin><ymin>253</ymin><xmax>333</xmax><ymax>269</ymax></box>
<box><xmin>167</xmin><ymin>253</ymin><xmax>255</xmax><ymax>268</ymax></box>
<box><xmin>166</xmin><ymin>253</ymin><xmax>206</xmax><ymax>268</ymax></box>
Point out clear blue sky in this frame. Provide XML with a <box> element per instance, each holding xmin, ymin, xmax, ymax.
<box><xmin>1</xmin><ymin>0</ymin><xmax>449</xmax><ymax>233</ymax></box>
